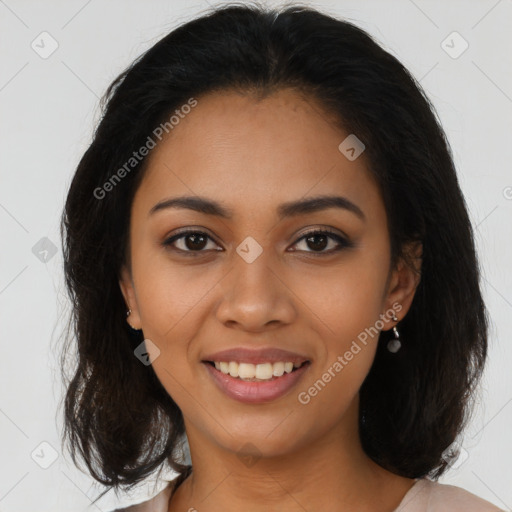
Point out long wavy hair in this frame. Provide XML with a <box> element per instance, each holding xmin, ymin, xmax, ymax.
<box><xmin>59</xmin><ymin>1</ymin><xmax>488</xmax><ymax>504</ymax></box>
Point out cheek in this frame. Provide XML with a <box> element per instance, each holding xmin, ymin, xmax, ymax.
<box><xmin>131</xmin><ymin>255</ymin><xmax>228</xmax><ymax>402</ymax></box>
<box><xmin>133</xmin><ymin>264</ymin><xmax>207</xmax><ymax>404</ymax></box>
<box><xmin>132</xmin><ymin>249</ymin><xmax>221</xmax><ymax>340</ymax></box>
<box><xmin>292</xmin><ymin>252</ymin><xmax>388</xmax><ymax>347</ymax></box>
<box><xmin>289</xmin><ymin>247</ymin><xmax>388</xmax><ymax>399</ymax></box>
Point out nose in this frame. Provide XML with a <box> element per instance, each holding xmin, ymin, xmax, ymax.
<box><xmin>214</xmin><ymin>245</ymin><xmax>296</xmax><ymax>332</ymax></box>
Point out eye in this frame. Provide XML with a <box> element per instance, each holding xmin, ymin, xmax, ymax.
<box><xmin>163</xmin><ymin>230</ymin><xmax>221</xmax><ymax>254</ymax></box>
<box><xmin>162</xmin><ymin>228</ymin><xmax>353</xmax><ymax>256</ymax></box>
<box><xmin>290</xmin><ymin>228</ymin><xmax>353</xmax><ymax>255</ymax></box>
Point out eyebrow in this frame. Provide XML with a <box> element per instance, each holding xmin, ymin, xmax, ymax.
<box><xmin>149</xmin><ymin>194</ymin><xmax>366</xmax><ymax>222</ymax></box>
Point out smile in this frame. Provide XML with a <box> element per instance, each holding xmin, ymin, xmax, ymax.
<box><xmin>202</xmin><ymin>360</ymin><xmax>311</xmax><ymax>404</ymax></box>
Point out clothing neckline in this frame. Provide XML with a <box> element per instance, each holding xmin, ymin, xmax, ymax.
<box><xmin>161</xmin><ymin>475</ymin><xmax>429</xmax><ymax>511</ymax></box>
<box><xmin>394</xmin><ymin>478</ymin><xmax>429</xmax><ymax>511</ymax></box>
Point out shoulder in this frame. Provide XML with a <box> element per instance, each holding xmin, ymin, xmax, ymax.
<box><xmin>396</xmin><ymin>478</ymin><xmax>506</xmax><ymax>512</ymax></box>
<box><xmin>107</xmin><ymin>479</ymin><xmax>175</xmax><ymax>512</ymax></box>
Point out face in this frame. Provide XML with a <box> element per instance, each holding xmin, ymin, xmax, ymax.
<box><xmin>119</xmin><ymin>88</ymin><xmax>420</xmax><ymax>462</ymax></box>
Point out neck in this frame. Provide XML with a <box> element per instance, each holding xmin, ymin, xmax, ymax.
<box><xmin>168</xmin><ymin>399</ymin><xmax>415</xmax><ymax>512</ymax></box>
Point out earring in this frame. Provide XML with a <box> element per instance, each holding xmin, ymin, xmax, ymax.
<box><xmin>387</xmin><ymin>313</ymin><xmax>401</xmax><ymax>353</ymax></box>
<box><xmin>126</xmin><ymin>309</ymin><xmax>141</xmax><ymax>331</ymax></box>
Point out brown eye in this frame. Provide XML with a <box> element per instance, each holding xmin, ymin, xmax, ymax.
<box><xmin>163</xmin><ymin>228</ymin><xmax>353</xmax><ymax>256</ymax></box>
<box><xmin>291</xmin><ymin>229</ymin><xmax>353</xmax><ymax>254</ymax></box>
<box><xmin>163</xmin><ymin>230</ymin><xmax>221</xmax><ymax>253</ymax></box>
<box><xmin>181</xmin><ymin>232</ymin><xmax>208</xmax><ymax>251</ymax></box>
<box><xmin>305</xmin><ymin>233</ymin><xmax>329</xmax><ymax>251</ymax></box>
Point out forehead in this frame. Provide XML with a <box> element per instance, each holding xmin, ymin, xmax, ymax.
<box><xmin>134</xmin><ymin>88</ymin><xmax>383</xmax><ymax>222</ymax></box>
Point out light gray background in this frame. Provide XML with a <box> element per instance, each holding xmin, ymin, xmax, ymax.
<box><xmin>0</xmin><ymin>0</ymin><xmax>511</xmax><ymax>510</ymax></box>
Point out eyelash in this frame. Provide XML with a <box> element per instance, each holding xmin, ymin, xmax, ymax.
<box><xmin>162</xmin><ymin>228</ymin><xmax>353</xmax><ymax>257</ymax></box>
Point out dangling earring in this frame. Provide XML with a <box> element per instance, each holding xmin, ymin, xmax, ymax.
<box><xmin>126</xmin><ymin>309</ymin><xmax>141</xmax><ymax>331</ymax></box>
<box><xmin>387</xmin><ymin>313</ymin><xmax>401</xmax><ymax>353</ymax></box>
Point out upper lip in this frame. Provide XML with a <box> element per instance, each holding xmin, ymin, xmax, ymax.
<box><xmin>202</xmin><ymin>347</ymin><xmax>310</xmax><ymax>365</ymax></box>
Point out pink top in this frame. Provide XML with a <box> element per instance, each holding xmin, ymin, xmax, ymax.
<box><xmin>110</xmin><ymin>477</ymin><xmax>506</xmax><ymax>511</ymax></box>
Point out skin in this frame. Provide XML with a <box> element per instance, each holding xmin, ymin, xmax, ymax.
<box><xmin>119</xmin><ymin>88</ymin><xmax>422</xmax><ymax>512</ymax></box>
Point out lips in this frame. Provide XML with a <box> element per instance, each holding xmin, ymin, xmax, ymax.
<box><xmin>201</xmin><ymin>347</ymin><xmax>310</xmax><ymax>365</ymax></box>
<box><xmin>203</xmin><ymin>359</ymin><xmax>311</xmax><ymax>404</ymax></box>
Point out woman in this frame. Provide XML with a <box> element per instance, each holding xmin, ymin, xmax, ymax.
<box><xmin>60</xmin><ymin>2</ymin><xmax>505</xmax><ymax>511</ymax></box>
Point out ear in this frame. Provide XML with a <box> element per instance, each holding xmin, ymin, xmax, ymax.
<box><xmin>119</xmin><ymin>264</ymin><xmax>142</xmax><ymax>330</ymax></box>
<box><xmin>381</xmin><ymin>241</ymin><xmax>422</xmax><ymax>330</ymax></box>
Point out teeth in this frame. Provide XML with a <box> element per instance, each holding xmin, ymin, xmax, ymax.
<box><xmin>211</xmin><ymin>360</ymin><xmax>304</xmax><ymax>380</ymax></box>
<box><xmin>273</xmin><ymin>361</ymin><xmax>284</xmax><ymax>377</ymax></box>
<box><xmin>229</xmin><ymin>361</ymin><xmax>238</xmax><ymax>377</ymax></box>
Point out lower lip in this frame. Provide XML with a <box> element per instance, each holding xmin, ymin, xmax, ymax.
<box><xmin>203</xmin><ymin>362</ymin><xmax>311</xmax><ymax>404</ymax></box>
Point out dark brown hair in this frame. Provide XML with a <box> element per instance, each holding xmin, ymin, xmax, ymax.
<box><xmin>59</xmin><ymin>1</ymin><xmax>488</xmax><ymax>504</ymax></box>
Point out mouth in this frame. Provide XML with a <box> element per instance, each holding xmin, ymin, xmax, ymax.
<box><xmin>202</xmin><ymin>360</ymin><xmax>310</xmax><ymax>381</ymax></box>
<box><xmin>201</xmin><ymin>359</ymin><xmax>312</xmax><ymax>404</ymax></box>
